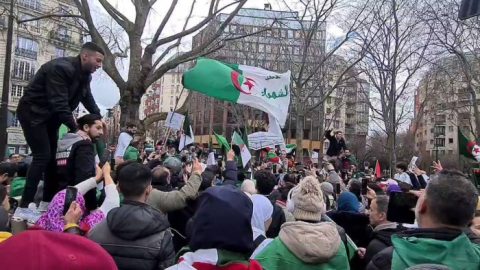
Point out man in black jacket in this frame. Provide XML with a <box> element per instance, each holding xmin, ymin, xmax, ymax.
<box><xmin>89</xmin><ymin>162</ymin><xmax>192</xmax><ymax>269</ymax></box>
<box><xmin>324</xmin><ymin>130</ymin><xmax>347</xmax><ymax>167</ymax></box>
<box><xmin>16</xmin><ymin>42</ymin><xmax>104</xmax><ymax>209</ymax></box>
<box><xmin>358</xmin><ymin>195</ymin><xmax>405</xmax><ymax>268</ymax></box>
<box><xmin>45</xmin><ymin>114</ymin><xmax>104</xmax><ymax>211</ymax></box>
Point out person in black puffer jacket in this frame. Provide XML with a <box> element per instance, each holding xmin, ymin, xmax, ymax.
<box><xmin>88</xmin><ymin>162</ymin><xmax>175</xmax><ymax>270</ymax></box>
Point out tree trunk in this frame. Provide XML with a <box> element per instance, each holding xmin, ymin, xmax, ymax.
<box><xmin>387</xmin><ymin>127</ymin><xmax>396</xmax><ymax>177</ymax></box>
<box><xmin>469</xmin><ymin>85</ymin><xmax>480</xmax><ymax>140</ymax></box>
<box><xmin>295</xmin><ymin>102</ymin><xmax>305</xmax><ymax>162</ymax></box>
<box><xmin>119</xmin><ymin>85</ymin><xmax>143</xmax><ymax>134</ymax></box>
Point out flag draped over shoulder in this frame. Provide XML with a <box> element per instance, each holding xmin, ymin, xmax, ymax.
<box><xmin>182</xmin><ymin>58</ymin><xmax>291</xmax><ymax>127</ymax></box>
<box><xmin>458</xmin><ymin>127</ymin><xmax>480</xmax><ymax>162</ymax></box>
<box><xmin>232</xmin><ymin>131</ymin><xmax>251</xmax><ymax>168</ymax></box>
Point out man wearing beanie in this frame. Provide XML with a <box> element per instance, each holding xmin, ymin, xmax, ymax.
<box><xmin>254</xmin><ymin>176</ymin><xmax>350</xmax><ymax>270</ymax></box>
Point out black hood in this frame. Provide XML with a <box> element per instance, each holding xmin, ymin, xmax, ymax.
<box><xmin>107</xmin><ymin>200</ymin><xmax>170</xmax><ymax>240</ymax></box>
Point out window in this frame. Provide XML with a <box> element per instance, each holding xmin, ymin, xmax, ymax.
<box><xmin>326</xmin><ymin>107</ymin><xmax>331</xmax><ymax>114</ymax></box>
<box><xmin>9</xmin><ymin>111</ymin><xmax>20</xmax><ymax>127</ymax></box>
<box><xmin>288</xmin><ymin>30</ymin><xmax>294</xmax><ymax>39</ymax></box>
<box><xmin>15</xmin><ymin>36</ymin><xmax>38</xmax><ymax>59</ymax></box>
<box><xmin>55</xmin><ymin>47</ymin><xmax>66</xmax><ymax>58</ymax></box>
<box><xmin>56</xmin><ymin>25</ymin><xmax>69</xmax><ymax>41</ymax></box>
<box><xmin>19</xmin><ymin>13</ymin><xmax>39</xmax><ymax>32</ymax></box>
<box><xmin>448</xmin><ymin>150</ymin><xmax>453</xmax><ymax>154</ymax></box>
<box><xmin>19</xmin><ymin>146</ymin><xmax>28</xmax><ymax>155</ymax></box>
<box><xmin>449</xmin><ymin>138</ymin><xmax>454</xmax><ymax>144</ymax></box>
<box><xmin>333</xmin><ymin>120</ymin><xmax>340</xmax><ymax>129</ymax></box>
<box><xmin>11</xmin><ymin>85</ymin><xmax>25</xmax><ymax>97</ymax></box>
<box><xmin>434</xmin><ymin>126</ymin><xmax>445</xmax><ymax>136</ymax></box>
<box><xmin>12</xmin><ymin>59</ymin><xmax>35</xmax><ymax>81</ymax></box>
<box><xmin>326</xmin><ymin>97</ymin><xmax>332</xmax><ymax>104</ymax></box>
<box><xmin>259</xmin><ymin>44</ymin><xmax>265</xmax><ymax>53</ymax></box>
<box><xmin>435</xmin><ymin>138</ymin><xmax>445</xmax><ymax>147</ymax></box>
<box><xmin>449</xmin><ymin>126</ymin><xmax>453</xmax><ymax>132</ymax></box>
<box><xmin>19</xmin><ymin>0</ymin><xmax>41</xmax><ymax>11</ymax></box>
<box><xmin>430</xmin><ymin>139</ymin><xmax>434</xmax><ymax>145</ymax></box>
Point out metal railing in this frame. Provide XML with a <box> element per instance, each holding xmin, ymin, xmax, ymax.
<box><xmin>14</xmin><ymin>47</ymin><xmax>37</xmax><ymax>59</ymax></box>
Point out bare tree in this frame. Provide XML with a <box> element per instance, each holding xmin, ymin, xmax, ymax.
<box><xmin>356</xmin><ymin>0</ymin><xmax>433</xmax><ymax>174</ymax></box>
<box><xmin>273</xmin><ymin>0</ymin><xmax>374</xmax><ymax>161</ymax></box>
<box><xmin>72</xmin><ymin>0</ymin><xmax>252</xmax><ymax>126</ymax></box>
<box><xmin>419</xmin><ymin>0</ymin><xmax>480</xmax><ymax>138</ymax></box>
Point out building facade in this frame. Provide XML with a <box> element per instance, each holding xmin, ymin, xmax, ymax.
<box><xmin>0</xmin><ymin>0</ymin><xmax>83</xmax><ymax>155</ymax></box>
<box><xmin>414</xmin><ymin>55</ymin><xmax>477</xmax><ymax>162</ymax></box>
<box><xmin>188</xmin><ymin>7</ymin><xmax>369</xmax><ymax>154</ymax></box>
<box><xmin>140</xmin><ymin>55</ymin><xmax>189</xmax><ymax>119</ymax></box>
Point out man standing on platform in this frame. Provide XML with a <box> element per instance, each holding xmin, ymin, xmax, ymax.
<box><xmin>15</xmin><ymin>42</ymin><xmax>104</xmax><ymax>215</ymax></box>
<box><xmin>324</xmin><ymin>130</ymin><xmax>347</xmax><ymax>168</ymax></box>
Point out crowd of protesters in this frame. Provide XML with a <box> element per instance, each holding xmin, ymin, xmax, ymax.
<box><xmin>0</xmin><ymin>122</ymin><xmax>478</xmax><ymax>270</ymax></box>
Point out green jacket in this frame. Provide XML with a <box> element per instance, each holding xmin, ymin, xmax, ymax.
<box><xmin>391</xmin><ymin>233</ymin><xmax>480</xmax><ymax>270</ymax></box>
<box><xmin>255</xmin><ymin>222</ymin><xmax>350</xmax><ymax>270</ymax></box>
<box><xmin>123</xmin><ymin>146</ymin><xmax>140</xmax><ymax>161</ymax></box>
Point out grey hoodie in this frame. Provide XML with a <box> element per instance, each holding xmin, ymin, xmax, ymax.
<box><xmin>56</xmin><ymin>133</ymin><xmax>84</xmax><ymax>160</ymax></box>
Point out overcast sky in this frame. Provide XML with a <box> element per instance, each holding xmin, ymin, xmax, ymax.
<box><xmin>89</xmin><ymin>0</ymin><xmax>345</xmax><ymax>114</ymax></box>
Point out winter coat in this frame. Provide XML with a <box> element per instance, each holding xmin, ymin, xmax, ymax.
<box><xmin>363</xmin><ymin>223</ymin><xmax>406</xmax><ymax>266</ymax></box>
<box><xmin>325</xmin><ymin>130</ymin><xmax>347</xmax><ymax>157</ymax></box>
<box><xmin>367</xmin><ymin>228</ymin><xmax>480</xmax><ymax>270</ymax></box>
<box><xmin>255</xmin><ymin>221</ymin><xmax>350</xmax><ymax>270</ymax></box>
<box><xmin>88</xmin><ymin>200</ymin><xmax>175</xmax><ymax>270</ymax></box>
<box><xmin>327</xmin><ymin>210</ymin><xmax>371</xmax><ymax>247</ymax></box>
<box><xmin>17</xmin><ymin>56</ymin><xmax>100</xmax><ymax>131</ymax></box>
<box><xmin>147</xmin><ymin>173</ymin><xmax>202</xmax><ymax>213</ymax></box>
<box><xmin>266</xmin><ymin>194</ymin><xmax>286</xmax><ymax>238</ymax></box>
<box><xmin>56</xmin><ymin>133</ymin><xmax>97</xmax><ymax>210</ymax></box>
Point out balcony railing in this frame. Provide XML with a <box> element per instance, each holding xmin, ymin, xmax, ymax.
<box><xmin>18</xmin><ymin>0</ymin><xmax>43</xmax><ymax>12</ymax></box>
<box><xmin>50</xmin><ymin>30</ymin><xmax>72</xmax><ymax>43</ymax></box>
<box><xmin>15</xmin><ymin>47</ymin><xmax>37</xmax><ymax>60</ymax></box>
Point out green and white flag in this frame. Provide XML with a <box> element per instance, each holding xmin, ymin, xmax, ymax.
<box><xmin>183</xmin><ymin>58</ymin><xmax>291</xmax><ymax>126</ymax></box>
<box><xmin>232</xmin><ymin>131</ymin><xmax>251</xmax><ymax>168</ymax></box>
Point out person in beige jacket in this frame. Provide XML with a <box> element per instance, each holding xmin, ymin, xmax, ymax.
<box><xmin>146</xmin><ymin>159</ymin><xmax>203</xmax><ymax>213</ymax></box>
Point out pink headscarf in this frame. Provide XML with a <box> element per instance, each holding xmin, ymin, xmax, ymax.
<box><xmin>36</xmin><ymin>189</ymin><xmax>105</xmax><ymax>233</ymax></box>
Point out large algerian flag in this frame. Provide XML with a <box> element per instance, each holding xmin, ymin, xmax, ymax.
<box><xmin>183</xmin><ymin>58</ymin><xmax>291</xmax><ymax>127</ymax></box>
<box><xmin>232</xmin><ymin>131</ymin><xmax>251</xmax><ymax>168</ymax></box>
<box><xmin>458</xmin><ymin>127</ymin><xmax>480</xmax><ymax>162</ymax></box>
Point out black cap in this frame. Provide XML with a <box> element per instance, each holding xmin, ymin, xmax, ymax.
<box><xmin>81</xmin><ymin>42</ymin><xmax>105</xmax><ymax>55</ymax></box>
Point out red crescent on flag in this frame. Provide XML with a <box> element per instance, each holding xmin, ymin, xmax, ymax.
<box><xmin>467</xmin><ymin>141</ymin><xmax>477</xmax><ymax>154</ymax></box>
<box><xmin>231</xmin><ymin>71</ymin><xmax>255</xmax><ymax>95</ymax></box>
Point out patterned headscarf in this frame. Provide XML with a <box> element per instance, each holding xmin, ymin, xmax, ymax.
<box><xmin>36</xmin><ymin>189</ymin><xmax>105</xmax><ymax>233</ymax></box>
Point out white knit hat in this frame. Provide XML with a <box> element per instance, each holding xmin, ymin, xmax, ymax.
<box><xmin>290</xmin><ymin>176</ymin><xmax>326</xmax><ymax>222</ymax></box>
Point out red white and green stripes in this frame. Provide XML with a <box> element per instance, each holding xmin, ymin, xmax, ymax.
<box><xmin>182</xmin><ymin>58</ymin><xmax>291</xmax><ymax>127</ymax></box>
